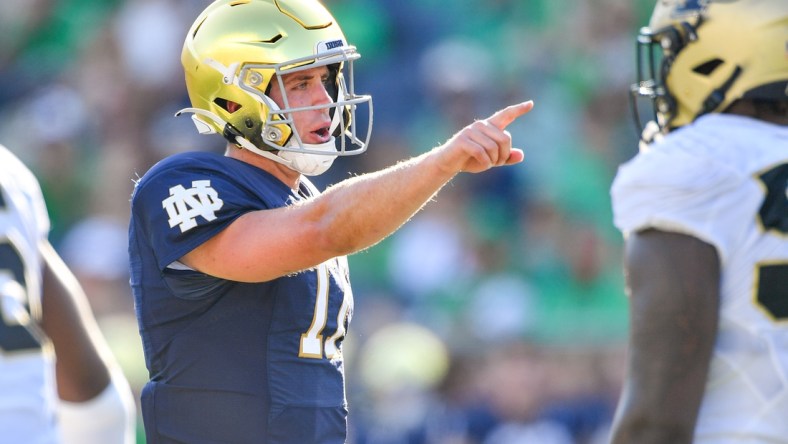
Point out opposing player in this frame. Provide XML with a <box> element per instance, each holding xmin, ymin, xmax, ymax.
<box><xmin>0</xmin><ymin>144</ymin><xmax>137</xmax><ymax>443</ymax></box>
<box><xmin>609</xmin><ymin>0</ymin><xmax>788</xmax><ymax>442</ymax></box>
<box><xmin>128</xmin><ymin>0</ymin><xmax>532</xmax><ymax>442</ymax></box>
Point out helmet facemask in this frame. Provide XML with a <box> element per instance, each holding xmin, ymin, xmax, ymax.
<box><xmin>239</xmin><ymin>46</ymin><xmax>372</xmax><ymax>156</ymax></box>
<box><xmin>629</xmin><ymin>18</ymin><xmax>702</xmax><ymax>139</ymax></box>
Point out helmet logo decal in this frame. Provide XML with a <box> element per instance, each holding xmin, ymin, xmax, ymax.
<box><xmin>316</xmin><ymin>39</ymin><xmax>345</xmax><ymax>54</ymax></box>
<box><xmin>672</xmin><ymin>0</ymin><xmax>711</xmax><ymax>17</ymax></box>
<box><xmin>162</xmin><ymin>180</ymin><xmax>224</xmax><ymax>233</ymax></box>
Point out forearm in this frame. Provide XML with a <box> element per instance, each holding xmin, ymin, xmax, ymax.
<box><xmin>302</xmin><ymin>104</ymin><xmax>531</xmax><ymax>257</ymax></box>
<box><xmin>311</xmin><ymin>149</ymin><xmax>457</xmax><ymax>255</ymax></box>
<box><xmin>39</xmin><ymin>241</ymin><xmax>112</xmax><ymax>401</ymax></box>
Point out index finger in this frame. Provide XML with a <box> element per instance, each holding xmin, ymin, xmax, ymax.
<box><xmin>486</xmin><ymin>100</ymin><xmax>534</xmax><ymax>130</ymax></box>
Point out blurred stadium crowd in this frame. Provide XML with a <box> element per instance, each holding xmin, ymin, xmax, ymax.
<box><xmin>0</xmin><ymin>0</ymin><xmax>653</xmax><ymax>442</ymax></box>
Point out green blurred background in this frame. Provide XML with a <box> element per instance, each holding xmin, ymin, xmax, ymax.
<box><xmin>0</xmin><ymin>1</ymin><xmax>654</xmax><ymax>442</ymax></box>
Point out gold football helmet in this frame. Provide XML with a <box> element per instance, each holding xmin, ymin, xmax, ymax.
<box><xmin>178</xmin><ymin>0</ymin><xmax>373</xmax><ymax>174</ymax></box>
<box><xmin>631</xmin><ymin>0</ymin><xmax>788</xmax><ymax>134</ymax></box>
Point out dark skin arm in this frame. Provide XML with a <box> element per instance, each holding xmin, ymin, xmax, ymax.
<box><xmin>609</xmin><ymin>229</ymin><xmax>720</xmax><ymax>444</ymax></box>
<box><xmin>39</xmin><ymin>240</ymin><xmax>111</xmax><ymax>402</ymax></box>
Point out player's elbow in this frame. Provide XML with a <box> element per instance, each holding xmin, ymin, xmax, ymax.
<box><xmin>301</xmin><ymin>202</ymin><xmax>367</xmax><ymax>258</ymax></box>
<box><xmin>310</xmin><ymin>220</ymin><xmax>364</xmax><ymax>258</ymax></box>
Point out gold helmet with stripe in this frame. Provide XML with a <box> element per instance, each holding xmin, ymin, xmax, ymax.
<box><xmin>631</xmin><ymin>0</ymin><xmax>788</xmax><ymax>134</ymax></box>
<box><xmin>178</xmin><ymin>0</ymin><xmax>373</xmax><ymax>174</ymax></box>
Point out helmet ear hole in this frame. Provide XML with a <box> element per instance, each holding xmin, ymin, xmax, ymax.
<box><xmin>214</xmin><ymin>98</ymin><xmax>242</xmax><ymax>113</ymax></box>
<box><xmin>226</xmin><ymin>101</ymin><xmax>241</xmax><ymax>113</ymax></box>
<box><xmin>693</xmin><ymin>59</ymin><xmax>724</xmax><ymax>76</ymax></box>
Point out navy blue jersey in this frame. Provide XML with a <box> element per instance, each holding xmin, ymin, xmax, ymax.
<box><xmin>129</xmin><ymin>151</ymin><xmax>353</xmax><ymax>443</ymax></box>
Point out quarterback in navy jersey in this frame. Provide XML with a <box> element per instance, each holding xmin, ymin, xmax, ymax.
<box><xmin>130</xmin><ymin>153</ymin><xmax>351</xmax><ymax>442</ymax></box>
<box><xmin>129</xmin><ymin>0</ymin><xmax>533</xmax><ymax>443</ymax></box>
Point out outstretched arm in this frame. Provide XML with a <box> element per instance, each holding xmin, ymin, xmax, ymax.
<box><xmin>609</xmin><ymin>229</ymin><xmax>720</xmax><ymax>444</ymax></box>
<box><xmin>182</xmin><ymin>101</ymin><xmax>534</xmax><ymax>282</ymax></box>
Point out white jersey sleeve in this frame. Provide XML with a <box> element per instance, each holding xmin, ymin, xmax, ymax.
<box><xmin>0</xmin><ymin>147</ymin><xmax>50</xmax><ymax>241</ymax></box>
<box><xmin>0</xmin><ymin>144</ymin><xmax>60</xmax><ymax>443</ymax></box>
<box><xmin>611</xmin><ymin>129</ymin><xmax>761</xmax><ymax>264</ymax></box>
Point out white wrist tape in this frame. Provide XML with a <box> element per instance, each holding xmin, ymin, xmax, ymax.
<box><xmin>57</xmin><ymin>371</ymin><xmax>137</xmax><ymax>444</ymax></box>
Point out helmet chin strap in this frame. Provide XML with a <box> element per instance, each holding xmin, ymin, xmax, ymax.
<box><xmin>277</xmin><ymin>137</ymin><xmax>337</xmax><ymax>176</ymax></box>
<box><xmin>175</xmin><ymin>107</ymin><xmax>338</xmax><ymax>176</ymax></box>
<box><xmin>175</xmin><ymin>107</ymin><xmax>295</xmax><ymax>167</ymax></box>
<box><xmin>638</xmin><ymin>120</ymin><xmax>664</xmax><ymax>152</ymax></box>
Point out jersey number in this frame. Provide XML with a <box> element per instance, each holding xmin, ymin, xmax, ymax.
<box><xmin>754</xmin><ymin>163</ymin><xmax>788</xmax><ymax>320</ymax></box>
<box><xmin>299</xmin><ymin>261</ymin><xmax>352</xmax><ymax>359</ymax></box>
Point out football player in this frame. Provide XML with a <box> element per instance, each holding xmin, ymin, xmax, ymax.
<box><xmin>127</xmin><ymin>0</ymin><xmax>533</xmax><ymax>442</ymax></box>
<box><xmin>609</xmin><ymin>0</ymin><xmax>788</xmax><ymax>442</ymax></box>
<box><xmin>0</xmin><ymin>144</ymin><xmax>136</xmax><ymax>443</ymax></box>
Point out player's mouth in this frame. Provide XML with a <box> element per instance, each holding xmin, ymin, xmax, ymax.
<box><xmin>311</xmin><ymin>126</ymin><xmax>331</xmax><ymax>143</ymax></box>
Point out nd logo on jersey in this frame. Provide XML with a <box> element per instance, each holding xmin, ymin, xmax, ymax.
<box><xmin>162</xmin><ymin>180</ymin><xmax>223</xmax><ymax>232</ymax></box>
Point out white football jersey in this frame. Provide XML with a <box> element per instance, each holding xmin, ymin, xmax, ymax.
<box><xmin>0</xmin><ymin>144</ymin><xmax>61</xmax><ymax>443</ymax></box>
<box><xmin>611</xmin><ymin>114</ymin><xmax>788</xmax><ymax>442</ymax></box>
